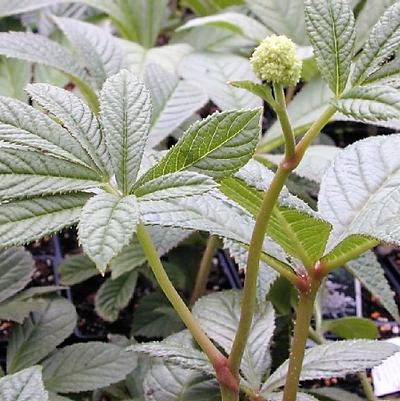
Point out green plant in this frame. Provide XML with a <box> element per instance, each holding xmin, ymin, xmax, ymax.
<box><xmin>0</xmin><ymin>1</ymin><xmax>399</xmax><ymax>401</ymax></box>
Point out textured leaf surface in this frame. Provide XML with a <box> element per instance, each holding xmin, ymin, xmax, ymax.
<box><xmin>100</xmin><ymin>70</ymin><xmax>152</xmax><ymax>194</ymax></box>
<box><xmin>137</xmin><ymin>109</ymin><xmax>262</xmax><ymax>184</ymax></box>
<box><xmin>262</xmin><ymin>340</ymin><xmax>399</xmax><ymax>392</ymax></box>
<box><xmin>7</xmin><ymin>297</ymin><xmax>77</xmax><ymax>373</ymax></box>
<box><xmin>179</xmin><ymin>53</ymin><xmax>262</xmax><ymax>110</ymax></box>
<box><xmin>0</xmin><ymin>248</ymin><xmax>33</xmax><ymax>303</ymax></box>
<box><xmin>0</xmin><ymin>367</ymin><xmax>48</xmax><ymax>401</ymax></box>
<box><xmin>26</xmin><ymin>83</ymin><xmax>109</xmax><ymax>175</ymax></box>
<box><xmin>0</xmin><ymin>32</ymin><xmax>89</xmax><ymax>86</ymax></box>
<box><xmin>269</xmin><ymin>393</ymin><xmax>319</xmax><ymax>401</ymax></box>
<box><xmin>352</xmin><ymin>2</ymin><xmax>400</xmax><ymax>85</ymax></box>
<box><xmin>310</xmin><ymin>387</ymin><xmax>365</xmax><ymax>401</ymax></box>
<box><xmin>54</xmin><ymin>17</ymin><xmax>125</xmax><ymax>89</ymax></box>
<box><xmin>144</xmin><ymin>63</ymin><xmax>207</xmax><ymax>148</ymax></box>
<box><xmin>177</xmin><ymin>12</ymin><xmax>270</xmax><ymax>42</ymax></box>
<box><xmin>79</xmin><ymin>193</ymin><xmax>140</xmax><ymax>274</ymax></box>
<box><xmin>333</xmin><ymin>85</ymin><xmax>400</xmax><ymax>121</ymax></box>
<box><xmin>305</xmin><ymin>0</ymin><xmax>355</xmax><ymax>95</ymax></box>
<box><xmin>0</xmin><ymin>193</ymin><xmax>91</xmax><ymax>247</ymax></box>
<box><xmin>42</xmin><ymin>342</ymin><xmax>135</xmax><ymax>393</ymax></box>
<box><xmin>60</xmin><ymin>254</ymin><xmax>98</xmax><ymax>286</ymax></box>
<box><xmin>193</xmin><ymin>290</ymin><xmax>275</xmax><ymax>390</ymax></box>
<box><xmin>347</xmin><ymin>252</ymin><xmax>400</xmax><ymax>322</ymax></box>
<box><xmin>246</xmin><ymin>0</ymin><xmax>307</xmax><ymax>44</ymax></box>
<box><xmin>319</xmin><ymin>135</ymin><xmax>400</xmax><ymax>249</ymax></box>
<box><xmin>95</xmin><ymin>270</ymin><xmax>138</xmax><ymax>322</ymax></box>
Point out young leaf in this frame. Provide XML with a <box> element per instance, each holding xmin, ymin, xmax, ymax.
<box><xmin>0</xmin><ymin>366</ymin><xmax>48</xmax><ymax>401</ymax></box>
<box><xmin>95</xmin><ymin>270</ymin><xmax>138</xmax><ymax>322</ymax></box>
<box><xmin>100</xmin><ymin>70</ymin><xmax>152</xmax><ymax>194</ymax></box>
<box><xmin>53</xmin><ymin>17</ymin><xmax>126</xmax><ymax>90</ymax></box>
<box><xmin>7</xmin><ymin>297</ymin><xmax>77</xmax><ymax>373</ymax></box>
<box><xmin>347</xmin><ymin>252</ymin><xmax>400</xmax><ymax>322</ymax></box>
<box><xmin>352</xmin><ymin>1</ymin><xmax>400</xmax><ymax>85</ymax></box>
<box><xmin>59</xmin><ymin>254</ymin><xmax>98</xmax><ymax>286</ymax></box>
<box><xmin>78</xmin><ymin>193</ymin><xmax>140</xmax><ymax>274</ymax></box>
<box><xmin>262</xmin><ymin>340</ymin><xmax>399</xmax><ymax>392</ymax></box>
<box><xmin>144</xmin><ymin>63</ymin><xmax>208</xmax><ymax>148</ymax></box>
<box><xmin>0</xmin><ymin>248</ymin><xmax>33</xmax><ymax>303</ymax></box>
<box><xmin>26</xmin><ymin>83</ymin><xmax>110</xmax><ymax>176</ymax></box>
<box><xmin>193</xmin><ymin>290</ymin><xmax>275</xmax><ymax>390</ymax></box>
<box><xmin>179</xmin><ymin>53</ymin><xmax>262</xmax><ymax>110</ymax></box>
<box><xmin>0</xmin><ymin>58</ymin><xmax>31</xmax><ymax>101</ymax></box>
<box><xmin>0</xmin><ymin>193</ymin><xmax>91</xmax><ymax>247</ymax></box>
<box><xmin>332</xmin><ymin>85</ymin><xmax>400</xmax><ymax>121</ymax></box>
<box><xmin>319</xmin><ymin>134</ymin><xmax>400</xmax><ymax>250</ymax></box>
<box><xmin>136</xmin><ymin>108</ymin><xmax>262</xmax><ymax>185</ymax></box>
<box><xmin>42</xmin><ymin>342</ymin><xmax>135</xmax><ymax>393</ymax></box>
<box><xmin>323</xmin><ymin>317</ymin><xmax>379</xmax><ymax>340</ymax></box>
<box><xmin>305</xmin><ymin>0</ymin><xmax>356</xmax><ymax>96</ymax></box>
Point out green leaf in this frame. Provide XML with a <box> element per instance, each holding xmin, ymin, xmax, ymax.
<box><xmin>7</xmin><ymin>297</ymin><xmax>77</xmax><ymax>373</ymax></box>
<box><xmin>347</xmin><ymin>252</ymin><xmax>400</xmax><ymax>322</ymax></box>
<box><xmin>0</xmin><ymin>193</ymin><xmax>91</xmax><ymax>247</ymax></box>
<box><xmin>59</xmin><ymin>254</ymin><xmax>98</xmax><ymax>286</ymax></box>
<box><xmin>0</xmin><ymin>146</ymin><xmax>102</xmax><ymax>200</ymax></box>
<box><xmin>309</xmin><ymin>387</ymin><xmax>365</xmax><ymax>401</ymax></box>
<box><xmin>305</xmin><ymin>0</ymin><xmax>356</xmax><ymax>96</ymax></box>
<box><xmin>269</xmin><ymin>393</ymin><xmax>319</xmax><ymax>401</ymax></box>
<box><xmin>363</xmin><ymin>57</ymin><xmax>400</xmax><ymax>87</ymax></box>
<box><xmin>79</xmin><ymin>193</ymin><xmax>140</xmax><ymax>274</ymax></box>
<box><xmin>144</xmin><ymin>63</ymin><xmax>207</xmax><ymax>148</ymax></box>
<box><xmin>177</xmin><ymin>12</ymin><xmax>270</xmax><ymax>42</ymax></box>
<box><xmin>135</xmin><ymin>172</ymin><xmax>216</xmax><ymax>201</ymax></box>
<box><xmin>0</xmin><ymin>32</ymin><xmax>92</xmax><ymax>89</ymax></box>
<box><xmin>262</xmin><ymin>340</ymin><xmax>399</xmax><ymax>392</ymax></box>
<box><xmin>0</xmin><ymin>58</ymin><xmax>30</xmax><ymax>101</ymax></box>
<box><xmin>143</xmin><ymin>362</ymin><xmax>220</xmax><ymax>401</ymax></box>
<box><xmin>42</xmin><ymin>342</ymin><xmax>135</xmax><ymax>393</ymax></box>
<box><xmin>53</xmin><ymin>17</ymin><xmax>125</xmax><ymax>90</ymax></box>
<box><xmin>179</xmin><ymin>53</ymin><xmax>262</xmax><ymax>110</ymax></box>
<box><xmin>0</xmin><ymin>300</ymin><xmax>45</xmax><ymax>324</ymax></box>
<box><xmin>100</xmin><ymin>70</ymin><xmax>152</xmax><ymax>194</ymax></box>
<box><xmin>0</xmin><ymin>366</ymin><xmax>48</xmax><ymax>401</ymax></box>
<box><xmin>352</xmin><ymin>1</ymin><xmax>400</xmax><ymax>85</ymax></box>
<box><xmin>323</xmin><ymin>317</ymin><xmax>379</xmax><ymax>339</ymax></box>
<box><xmin>131</xmin><ymin>291</ymin><xmax>184</xmax><ymax>338</ymax></box>
<box><xmin>0</xmin><ymin>247</ymin><xmax>33</xmax><ymax>303</ymax></box>
<box><xmin>332</xmin><ymin>85</ymin><xmax>400</xmax><ymax>121</ymax></box>
<box><xmin>136</xmin><ymin>109</ymin><xmax>262</xmax><ymax>184</ymax></box>
<box><xmin>245</xmin><ymin>0</ymin><xmax>307</xmax><ymax>45</ymax></box>
<box><xmin>95</xmin><ymin>270</ymin><xmax>138</xmax><ymax>322</ymax></box>
<box><xmin>319</xmin><ymin>134</ymin><xmax>400</xmax><ymax>250</ymax></box>
<box><xmin>193</xmin><ymin>290</ymin><xmax>275</xmax><ymax>390</ymax></box>
<box><xmin>26</xmin><ymin>83</ymin><xmax>110</xmax><ymax>176</ymax></box>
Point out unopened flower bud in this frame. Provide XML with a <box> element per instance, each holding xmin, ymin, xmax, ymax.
<box><xmin>250</xmin><ymin>35</ymin><xmax>302</xmax><ymax>87</ymax></box>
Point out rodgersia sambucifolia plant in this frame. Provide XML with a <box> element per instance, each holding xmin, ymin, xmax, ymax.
<box><xmin>0</xmin><ymin>0</ymin><xmax>400</xmax><ymax>400</ymax></box>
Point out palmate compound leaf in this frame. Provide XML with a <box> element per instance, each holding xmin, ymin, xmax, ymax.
<box><xmin>7</xmin><ymin>296</ymin><xmax>77</xmax><ymax>373</ymax></box>
<box><xmin>78</xmin><ymin>193</ymin><xmax>140</xmax><ymax>274</ymax></box>
<box><xmin>134</xmin><ymin>108</ymin><xmax>262</xmax><ymax>188</ymax></box>
<box><xmin>0</xmin><ymin>366</ymin><xmax>48</xmax><ymax>401</ymax></box>
<box><xmin>42</xmin><ymin>342</ymin><xmax>135</xmax><ymax>393</ymax></box>
<box><xmin>318</xmin><ymin>134</ymin><xmax>400</xmax><ymax>251</ymax></box>
<box><xmin>144</xmin><ymin>63</ymin><xmax>208</xmax><ymax>149</ymax></box>
<box><xmin>304</xmin><ymin>0</ymin><xmax>356</xmax><ymax>96</ymax></box>
<box><xmin>0</xmin><ymin>247</ymin><xmax>33</xmax><ymax>303</ymax></box>
<box><xmin>0</xmin><ymin>193</ymin><xmax>91</xmax><ymax>247</ymax></box>
<box><xmin>352</xmin><ymin>1</ymin><xmax>400</xmax><ymax>85</ymax></box>
<box><xmin>193</xmin><ymin>290</ymin><xmax>276</xmax><ymax>390</ymax></box>
<box><xmin>261</xmin><ymin>340</ymin><xmax>400</xmax><ymax>393</ymax></box>
<box><xmin>26</xmin><ymin>83</ymin><xmax>110</xmax><ymax>176</ymax></box>
<box><xmin>53</xmin><ymin>17</ymin><xmax>126</xmax><ymax>90</ymax></box>
<box><xmin>100</xmin><ymin>70</ymin><xmax>152</xmax><ymax>195</ymax></box>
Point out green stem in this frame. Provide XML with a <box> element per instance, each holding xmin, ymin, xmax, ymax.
<box><xmin>359</xmin><ymin>372</ymin><xmax>378</xmax><ymax>401</ymax></box>
<box><xmin>220</xmin><ymin>386</ymin><xmax>239</xmax><ymax>401</ymax></box>
<box><xmin>283</xmin><ymin>286</ymin><xmax>319</xmax><ymax>401</ymax></box>
<box><xmin>228</xmin><ymin>166</ymin><xmax>291</xmax><ymax>375</ymax></box>
<box><xmin>191</xmin><ymin>235</ymin><xmax>220</xmax><ymax>306</ymax></box>
<box><xmin>273</xmin><ymin>83</ymin><xmax>296</xmax><ymax>161</ymax></box>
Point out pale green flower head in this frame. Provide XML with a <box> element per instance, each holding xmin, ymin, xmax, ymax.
<box><xmin>250</xmin><ymin>35</ymin><xmax>302</xmax><ymax>87</ymax></box>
